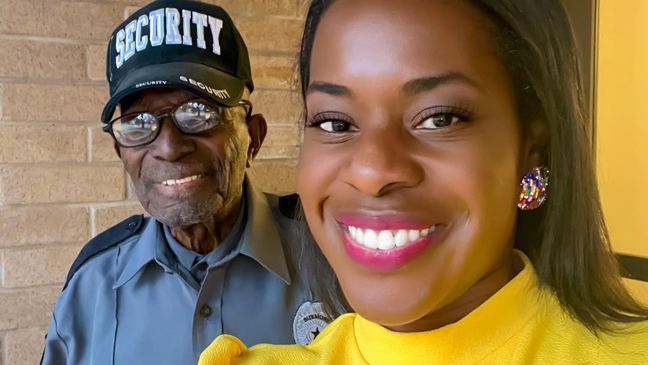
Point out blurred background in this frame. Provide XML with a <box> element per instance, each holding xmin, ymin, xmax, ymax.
<box><xmin>563</xmin><ymin>0</ymin><xmax>648</xmax><ymax>300</ymax></box>
<box><xmin>0</xmin><ymin>0</ymin><xmax>645</xmax><ymax>364</ymax></box>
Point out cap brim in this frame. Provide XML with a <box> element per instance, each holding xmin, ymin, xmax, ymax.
<box><xmin>101</xmin><ymin>62</ymin><xmax>246</xmax><ymax>123</ymax></box>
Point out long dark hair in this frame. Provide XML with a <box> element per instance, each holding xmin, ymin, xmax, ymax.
<box><xmin>297</xmin><ymin>0</ymin><xmax>648</xmax><ymax>332</ymax></box>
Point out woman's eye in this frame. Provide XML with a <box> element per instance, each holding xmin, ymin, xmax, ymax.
<box><xmin>319</xmin><ymin>120</ymin><xmax>352</xmax><ymax>133</ymax></box>
<box><xmin>417</xmin><ymin>113</ymin><xmax>462</xmax><ymax>130</ymax></box>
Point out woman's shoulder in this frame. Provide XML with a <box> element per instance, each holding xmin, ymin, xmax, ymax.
<box><xmin>198</xmin><ymin>335</ymin><xmax>247</xmax><ymax>365</ymax></box>
<box><xmin>198</xmin><ymin>313</ymin><xmax>361</xmax><ymax>365</ymax></box>
<box><xmin>598</xmin><ymin>320</ymin><xmax>648</xmax><ymax>352</ymax></box>
<box><xmin>308</xmin><ymin>312</ymin><xmax>358</xmax><ymax>345</ymax></box>
<box><xmin>198</xmin><ymin>334</ymin><xmax>319</xmax><ymax>365</ymax></box>
<box><xmin>543</xmin><ymin>313</ymin><xmax>648</xmax><ymax>362</ymax></box>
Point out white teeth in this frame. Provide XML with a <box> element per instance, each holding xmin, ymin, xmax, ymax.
<box><xmin>377</xmin><ymin>230</ymin><xmax>395</xmax><ymax>250</ymax></box>
<box><xmin>408</xmin><ymin>229</ymin><xmax>420</xmax><ymax>242</ymax></box>
<box><xmin>347</xmin><ymin>225</ymin><xmax>437</xmax><ymax>250</ymax></box>
<box><xmin>394</xmin><ymin>230</ymin><xmax>408</xmax><ymax>247</ymax></box>
<box><xmin>364</xmin><ymin>229</ymin><xmax>379</xmax><ymax>249</ymax></box>
<box><xmin>162</xmin><ymin>174</ymin><xmax>202</xmax><ymax>186</ymax></box>
<box><xmin>356</xmin><ymin>229</ymin><xmax>365</xmax><ymax>245</ymax></box>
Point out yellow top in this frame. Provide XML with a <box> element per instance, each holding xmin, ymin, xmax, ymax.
<box><xmin>199</xmin><ymin>254</ymin><xmax>648</xmax><ymax>365</ymax></box>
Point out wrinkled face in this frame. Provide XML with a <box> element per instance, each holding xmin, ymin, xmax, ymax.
<box><xmin>298</xmin><ymin>0</ymin><xmax>531</xmax><ymax>329</ymax></box>
<box><xmin>117</xmin><ymin>88</ymin><xmax>256</xmax><ymax>228</ymax></box>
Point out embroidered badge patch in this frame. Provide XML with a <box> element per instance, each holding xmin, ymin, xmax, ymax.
<box><xmin>292</xmin><ymin>301</ymin><xmax>332</xmax><ymax>345</ymax></box>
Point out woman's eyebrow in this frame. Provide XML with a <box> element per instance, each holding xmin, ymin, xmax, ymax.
<box><xmin>402</xmin><ymin>72</ymin><xmax>482</xmax><ymax>95</ymax></box>
<box><xmin>307</xmin><ymin>82</ymin><xmax>353</xmax><ymax>97</ymax></box>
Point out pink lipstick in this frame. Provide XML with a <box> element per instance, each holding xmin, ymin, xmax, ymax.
<box><xmin>337</xmin><ymin>215</ymin><xmax>443</xmax><ymax>272</ymax></box>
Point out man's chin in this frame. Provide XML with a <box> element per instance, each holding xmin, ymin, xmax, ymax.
<box><xmin>147</xmin><ymin>200</ymin><xmax>222</xmax><ymax>228</ymax></box>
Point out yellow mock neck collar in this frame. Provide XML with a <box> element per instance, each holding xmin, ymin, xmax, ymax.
<box><xmin>353</xmin><ymin>251</ymin><xmax>547</xmax><ymax>364</ymax></box>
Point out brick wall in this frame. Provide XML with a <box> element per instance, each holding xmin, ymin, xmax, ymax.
<box><xmin>0</xmin><ymin>1</ymin><xmax>305</xmax><ymax>363</ymax></box>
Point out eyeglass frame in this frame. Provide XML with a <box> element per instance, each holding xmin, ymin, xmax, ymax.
<box><xmin>102</xmin><ymin>99</ymin><xmax>253</xmax><ymax>148</ymax></box>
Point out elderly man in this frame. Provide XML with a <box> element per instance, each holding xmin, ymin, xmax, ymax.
<box><xmin>41</xmin><ymin>1</ymin><xmax>334</xmax><ymax>364</ymax></box>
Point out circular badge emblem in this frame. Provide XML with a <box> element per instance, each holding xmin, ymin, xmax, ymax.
<box><xmin>292</xmin><ymin>301</ymin><xmax>332</xmax><ymax>345</ymax></box>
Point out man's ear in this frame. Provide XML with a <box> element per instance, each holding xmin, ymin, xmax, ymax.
<box><xmin>520</xmin><ymin>119</ymin><xmax>548</xmax><ymax>175</ymax></box>
<box><xmin>246</xmin><ymin>113</ymin><xmax>267</xmax><ymax>168</ymax></box>
<box><xmin>113</xmin><ymin>141</ymin><xmax>122</xmax><ymax>159</ymax></box>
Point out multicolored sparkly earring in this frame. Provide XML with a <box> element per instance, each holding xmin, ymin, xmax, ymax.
<box><xmin>518</xmin><ymin>167</ymin><xmax>549</xmax><ymax>210</ymax></box>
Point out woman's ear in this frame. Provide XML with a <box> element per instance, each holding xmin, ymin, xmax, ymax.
<box><xmin>520</xmin><ymin>119</ymin><xmax>548</xmax><ymax>173</ymax></box>
<box><xmin>246</xmin><ymin>113</ymin><xmax>268</xmax><ymax>168</ymax></box>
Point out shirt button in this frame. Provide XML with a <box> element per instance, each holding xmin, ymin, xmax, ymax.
<box><xmin>199</xmin><ymin>305</ymin><xmax>213</xmax><ymax>318</ymax></box>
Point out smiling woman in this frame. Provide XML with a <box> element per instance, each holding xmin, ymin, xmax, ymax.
<box><xmin>199</xmin><ymin>0</ymin><xmax>648</xmax><ymax>364</ymax></box>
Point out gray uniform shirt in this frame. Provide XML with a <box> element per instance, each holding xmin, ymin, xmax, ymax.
<box><xmin>42</xmin><ymin>184</ymin><xmax>330</xmax><ymax>365</ymax></box>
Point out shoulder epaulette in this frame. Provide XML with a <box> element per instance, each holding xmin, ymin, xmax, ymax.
<box><xmin>278</xmin><ymin>193</ymin><xmax>300</xmax><ymax>219</ymax></box>
<box><xmin>63</xmin><ymin>214</ymin><xmax>145</xmax><ymax>289</ymax></box>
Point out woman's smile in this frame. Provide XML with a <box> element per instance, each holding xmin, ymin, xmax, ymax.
<box><xmin>335</xmin><ymin>214</ymin><xmax>448</xmax><ymax>272</ymax></box>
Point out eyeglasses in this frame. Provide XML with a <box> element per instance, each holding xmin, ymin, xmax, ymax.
<box><xmin>103</xmin><ymin>100</ymin><xmax>252</xmax><ymax>148</ymax></box>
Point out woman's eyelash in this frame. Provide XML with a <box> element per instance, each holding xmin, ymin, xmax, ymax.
<box><xmin>414</xmin><ymin>104</ymin><xmax>475</xmax><ymax>124</ymax></box>
<box><xmin>305</xmin><ymin>104</ymin><xmax>475</xmax><ymax>129</ymax></box>
<box><xmin>306</xmin><ymin>112</ymin><xmax>353</xmax><ymax>127</ymax></box>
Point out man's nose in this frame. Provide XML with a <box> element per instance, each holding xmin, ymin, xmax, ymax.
<box><xmin>148</xmin><ymin>117</ymin><xmax>196</xmax><ymax>161</ymax></box>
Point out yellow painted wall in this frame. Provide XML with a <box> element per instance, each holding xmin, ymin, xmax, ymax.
<box><xmin>597</xmin><ymin>0</ymin><xmax>648</xmax><ymax>258</ymax></box>
<box><xmin>625</xmin><ymin>279</ymin><xmax>648</xmax><ymax>305</ymax></box>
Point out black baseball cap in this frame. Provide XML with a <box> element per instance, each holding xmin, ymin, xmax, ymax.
<box><xmin>101</xmin><ymin>0</ymin><xmax>254</xmax><ymax>123</ymax></box>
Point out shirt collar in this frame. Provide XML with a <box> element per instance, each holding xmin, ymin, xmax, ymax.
<box><xmin>239</xmin><ymin>180</ymin><xmax>292</xmax><ymax>285</ymax></box>
<box><xmin>164</xmin><ymin>223</ymin><xmax>203</xmax><ymax>271</ymax></box>
<box><xmin>114</xmin><ymin>217</ymin><xmax>165</xmax><ymax>288</ymax></box>
<box><xmin>114</xmin><ymin>179</ymin><xmax>291</xmax><ymax>288</ymax></box>
<box><xmin>164</xmin><ymin>200</ymin><xmax>246</xmax><ymax>271</ymax></box>
<box><xmin>353</xmin><ymin>251</ymin><xmax>546</xmax><ymax>364</ymax></box>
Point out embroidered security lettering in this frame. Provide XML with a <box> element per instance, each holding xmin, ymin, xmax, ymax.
<box><xmin>134</xmin><ymin>80</ymin><xmax>168</xmax><ymax>88</ymax></box>
<box><xmin>178</xmin><ymin>76</ymin><xmax>230</xmax><ymax>100</ymax></box>
<box><xmin>115</xmin><ymin>7</ymin><xmax>224</xmax><ymax>69</ymax></box>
